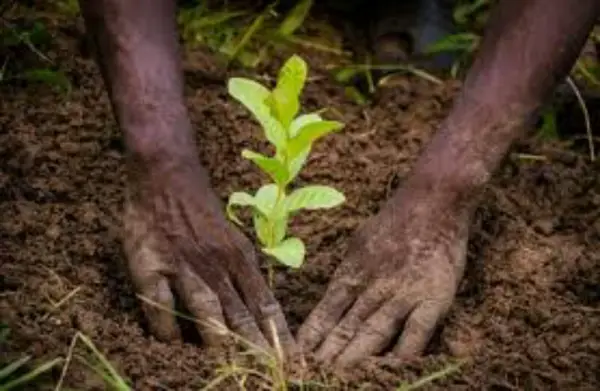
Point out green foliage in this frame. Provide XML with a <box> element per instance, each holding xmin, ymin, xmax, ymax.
<box><xmin>74</xmin><ymin>333</ymin><xmax>131</xmax><ymax>391</ymax></box>
<box><xmin>423</xmin><ymin>0</ymin><xmax>493</xmax><ymax>78</ymax></box>
<box><xmin>452</xmin><ymin>0</ymin><xmax>493</xmax><ymax>29</ymax></box>
<box><xmin>178</xmin><ymin>0</ymin><xmax>338</xmax><ymax>69</ymax></box>
<box><xmin>12</xmin><ymin>68</ymin><xmax>71</xmax><ymax>93</ymax></box>
<box><xmin>538</xmin><ymin>105</ymin><xmax>558</xmax><ymax>140</ymax></box>
<box><xmin>0</xmin><ymin>12</ymin><xmax>71</xmax><ymax>93</ymax></box>
<box><xmin>226</xmin><ymin>55</ymin><xmax>345</xmax><ymax>269</ymax></box>
<box><xmin>424</xmin><ymin>32</ymin><xmax>480</xmax><ymax>55</ymax></box>
<box><xmin>396</xmin><ymin>360</ymin><xmax>465</xmax><ymax>390</ymax></box>
<box><xmin>0</xmin><ymin>356</ymin><xmax>63</xmax><ymax>390</ymax></box>
<box><xmin>0</xmin><ymin>324</ymin><xmax>63</xmax><ymax>390</ymax></box>
<box><xmin>424</xmin><ymin>0</ymin><xmax>598</xmax><ymax>140</ymax></box>
<box><xmin>54</xmin><ymin>0</ymin><xmax>81</xmax><ymax>17</ymax></box>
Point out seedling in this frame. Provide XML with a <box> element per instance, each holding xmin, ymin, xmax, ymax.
<box><xmin>226</xmin><ymin>54</ymin><xmax>345</xmax><ymax>277</ymax></box>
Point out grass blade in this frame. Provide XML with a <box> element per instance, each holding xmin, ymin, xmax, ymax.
<box><xmin>225</xmin><ymin>5</ymin><xmax>271</xmax><ymax>63</ymax></box>
<box><xmin>397</xmin><ymin>361</ymin><xmax>465</xmax><ymax>391</ymax></box>
<box><xmin>278</xmin><ymin>0</ymin><xmax>313</xmax><ymax>37</ymax></box>
<box><xmin>1</xmin><ymin>357</ymin><xmax>63</xmax><ymax>390</ymax></box>
<box><xmin>77</xmin><ymin>333</ymin><xmax>130</xmax><ymax>390</ymax></box>
<box><xmin>0</xmin><ymin>356</ymin><xmax>31</xmax><ymax>381</ymax></box>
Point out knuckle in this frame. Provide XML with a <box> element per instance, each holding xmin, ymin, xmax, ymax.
<box><xmin>331</xmin><ymin>323</ymin><xmax>356</xmax><ymax>343</ymax></box>
<box><xmin>229</xmin><ymin>315</ymin><xmax>255</xmax><ymax>330</ymax></box>
<box><xmin>229</xmin><ymin>312</ymin><xmax>256</xmax><ymax>330</ymax></box>
<box><xmin>258</xmin><ymin>301</ymin><xmax>282</xmax><ymax>319</ymax></box>
<box><xmin>361</xmin><ymin>320</ymin><xmax>389</xmax><ymax>338</ymax></box>
<box><xmin>191</xmin><ymin>290</ymin><xmax>221</xmax><ymax>311</ymax></box>
<box><xmin>140</xmin><ymin>277</ymin><xmax>174</xmax><ymax>305</ymax></box>
<box><xmin>410</xmin><ymin>305</ymin><xmax>440</xmax><ymax>328</ymax></box>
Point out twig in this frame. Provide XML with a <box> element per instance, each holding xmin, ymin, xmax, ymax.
<box><xmin>0</xmin><ymin>17</ymin><xmax>54</xmax><ymax>64</ymax></box>
<box><xmin>566</xmin><ymin>76</ymin><xmax>595</xmax><ymax>162</ymax></box>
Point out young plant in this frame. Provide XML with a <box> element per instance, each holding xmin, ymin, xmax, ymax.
<box><xmin>226</xmin><ymin>54</ymin><xmax>345</xmax><ymax>274</ymax></box>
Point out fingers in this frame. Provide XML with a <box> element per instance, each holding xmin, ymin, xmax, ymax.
<box><xmin>122</xmin><ymin>202</ymin><xmax>180</xmax><ymax>342</ymax></box>
<box><xmin>177</xmin><ymin>253</ymin><xmax>278</xmax><ymax>352</ymax></box>
<box><xmin>313</xmin><ymin>284</ymin><xmax>389</xmax><ymax>363</ymax></box>
<box><xmin>174</xmin><ymin>262</ymin><xmax>227</xmax><ymax>347</ymax></box>
<box><xmin>297</xmin><ymin>275</ymin><xmax>363</xmax><ymax>353</ymax></box>
<box><xmin>334</xmin><ymin>294</ymin><xmax>417</xmax><ymax>367</ymax></box>
<box><xmin>230</xmin><ymin>252</ymin><xmax>298</xmax><ymax>359</ymax></box>
<box><xmin>138</xmin><ymin>276</ymin><xmax>181</xmax><ymax>342</ymax></box>
<box><xmin>214</xmin><ymin>277</ymin><xmax>271</xmax><ymax>351</ymax></box>
<box><xmin>174</xmin><ymin>230</ymin><xmax>270</xmax><ymax>350</ymax></box>
<box><xmin>392</xmin><ymin>299</ymin><xmax>448</xmax><ymax>358</ymax></box>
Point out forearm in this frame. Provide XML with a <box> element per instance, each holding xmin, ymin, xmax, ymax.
<box><xmin>407</xmin><ymin>0</ymin><xmax>600</xmax><ymax>207</ymax></box>
<box><xmin>79</xmin><ymin>0</ymin><xmax>197</xmax><ymax>163</ymax></box>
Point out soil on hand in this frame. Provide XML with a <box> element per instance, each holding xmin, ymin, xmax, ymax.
<box><xmin>1</xmin><ymin>12</ymin><xmax>599</xmax><ymax>391</ymax></box>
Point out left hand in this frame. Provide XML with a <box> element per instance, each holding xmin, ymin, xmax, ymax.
<box><xmin>297</xmin><ymin>185</ymin><xmax>469</xmax><ymax>368</ymax></box>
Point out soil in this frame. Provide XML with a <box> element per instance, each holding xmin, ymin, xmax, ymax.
<box><xmin>1</xmin><ymin>7</ymin><xmax>600</xmax><ymax>391</ymax></box>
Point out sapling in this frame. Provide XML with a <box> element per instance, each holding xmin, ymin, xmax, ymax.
<box><xmin>226</xmin><ymin>54</ymin><xmax>345</xmax><ymax>281</ymax></box>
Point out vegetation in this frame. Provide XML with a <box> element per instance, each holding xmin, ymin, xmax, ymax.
<box><xmin>178</xmin><ymin>0</ymin><xmax>347</xmax><ymax>69</ymax></box>
<box><xmin>423</xmin><ymin>0</ymin><xmax>598</xmax><ymax>158</ymax></box>
<box><xmin>3</xmin><ymin>0</ymin><xmax>597</xmax><ymax>389</ymax></box>
<box><xmin>226</xmin><ymin>54</ymin><xmax>345</xmax><ymax>278</ymax></box>
<box><xmin>0</xmin><ymin>2</ymin><xmax>72</xmax><ymax>93</ymax></box>
<box><xmin>0</xmin><ymin>324</ymin><xmax>63</xmax><ymax>391</ymax></box>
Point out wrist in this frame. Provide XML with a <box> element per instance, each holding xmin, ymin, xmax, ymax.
<box><xmin>124</xmin><ymin>115</ymin><xmax>200</xmax><ymax>168</ymax></box>
<box><xmin>401</xmin><ymin>103</ymin><xmax>518</xmax><ymax>209</ymax></box>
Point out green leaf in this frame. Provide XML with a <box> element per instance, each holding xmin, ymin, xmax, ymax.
<box><xmin>333</xmin><ymin>67</ymin><xmax>360</xmax><ymax>84</ymax></box>
<box><xmin>287</xmin><ymin>120</ymin><xmax>344</xmax><ymax>159</ymax></box>
<box><xmin>227</xmin><ymin>77</ymin><xmax>270</xmax><ymax>116</ymax></box>
<box><xmin>226</xmin><ymin>6</ymin><xmax>269</xmax><ymax>61</ymax></box>
<box><xmin>181</xmin><ymin>10</ymin><xmax>247</xmax><ymax>30</ymax></box>
<box><xmin>242</xmin><ymin>149</ymin><xmax>289</xmax><ymax>185</ymax></box>
<box><xmin>271</xmin><ymin>217</ymin><xmax>288</xmax><ymax>245</ymax></box>
<box><xmin>285</xmin><ymin>185</ymin><xmax>345</xmax><ymax>213</ymax></box>
<box><xmin>255</xmin><ymin>184</ymin><xmax>288</xmax><ymax>220</ymax></box>
<box><xmin>538</xmin><ymin>106</ymin><xmax>558</xmax><ymax>140</ymax></box>
<box><xmin>278</xmin><ymin>0</ymin><xmax>314</xmax><ymax>37</ymax></box>
<box><xmin>278</xmin><ymin>55</ymin><xmax>307</xmax><ymax>99</ymax></box>
<box><xmin>266</xmin><ymin>55</ymin><xmax>308</xmax><ymax>129</ymax></box>
<box><xmin>253</xmin><ymin>213</ymin><xmax>271</xmax><ymax>247</ymax></box>
<box><xmin>344</xmin><ymin>86</ymin><xmax>370</xmax><ymax>105</ymax></box>
<box><xmin>265</xmin><ymin>55</ymin><xmax>308</xmax><ymax>129</ymax></box>
<box><xmin>228</xmin><ymin>78</ymin><xmax>287</xmax><ymax>150</ymax></box>
<box><xmin>259</xmin><ymin>111</ymin><xmax>288</xmax><ymax>151</ymax></box>
<box><xmin>289</xmin><ymin>113</ymin><xmax>322</xmax><ymax>137</ymax></box>
<box><xmin>226</xmin><ymin>191</ymin><xmax>256</xmax><ymax>225</ymax></box>
<box><xmin>424</xmin><ymin>33</ymin><xmax>480</xmax><ymax>54</ymax></box>
<box><xmin>18</xmin><ymin>69</ymin><xmax>71</xmax><ymax>94</ymax></box>
<box><xmin>254</xmin><ymin>185</ymin><xmax>288</xmax><ymax>245</ymax></box>
<box><xmin>263</xmin><ymin>237</ymin><xmax>305</xmax><ymax>268</ymax></box>
<box><xmin>254</xmin><ymin>184</ymin><xmax>278</xmax><ymax>215</ymax></box>
<box><xmin>266</xmin><ymin>87</ymin><xmax>299</xmax><ymax>130</ymax></box>
<box><xmin>28</xmin><ymin>21</ymin><xmax>52</xmax><ymax>46</ymax></box>
<box><xmin>236</xmin><ymin>50</ymin><xmax>259</xmax><ymax>68</ymax></box>
<box><xmin>288</xmin><ymin>147</ymin><xmax>310</xmax><ymax>182</ymax></box>
<box><xmin>253</xmin><ymin>213</ymin><xmax>288</xmax><ymax>247</ymax></box>
<box><xmin>453</xmin><ymin>0</ymin><xmax>488</xmax><ymax>25</ymax></box>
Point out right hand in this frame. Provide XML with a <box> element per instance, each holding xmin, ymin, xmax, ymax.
<box><xmin>122</xmin><ymin>154</ymin><xmax>296</xmax><ymax>357</ymax></box>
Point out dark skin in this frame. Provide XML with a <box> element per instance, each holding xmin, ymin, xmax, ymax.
<box><xmin>78</xmin><ymin>0</ymin><xmax>295</xmax><ymax>354</ymax></box>
<box><xmin>78</xmin><ymin>0</ymin><xmax>600</xmax><ymax>368</ymax></box>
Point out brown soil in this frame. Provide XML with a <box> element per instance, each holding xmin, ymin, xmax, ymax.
<box><xmin>1</xmin><ymin>10</ymin><xmax>600</xmax><ymax>391</ymax></box>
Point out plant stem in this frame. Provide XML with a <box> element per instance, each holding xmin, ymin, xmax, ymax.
<box><xmin>267</xmin><ymin>262</ymin><xmax>275</xmax><ymax>288</ymax></box>
<box><xmin>266</xmin><ymin>184</ymin><xmax>286</xmax><ymax>288</ymax></box>
<box><xmin>265</xmin><ymin>130</ymin><xmax>292</xmax><ymax>287</ymax></box>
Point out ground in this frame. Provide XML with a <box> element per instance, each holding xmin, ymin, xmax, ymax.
<box><xmin>1</xmin><ymin>7</ymin><xmax>600</xmax><ymax>391</ymax></box>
